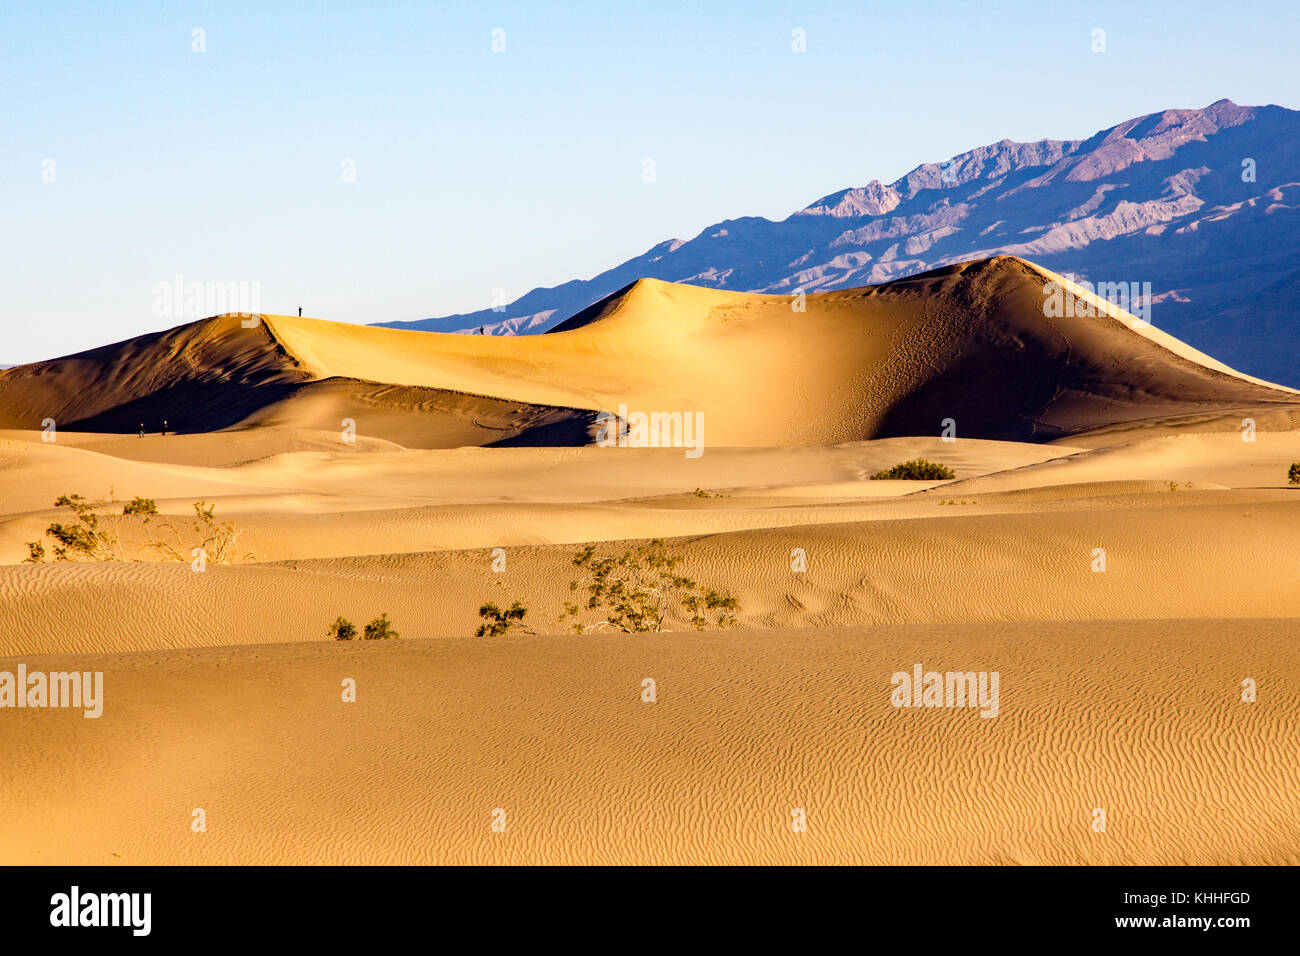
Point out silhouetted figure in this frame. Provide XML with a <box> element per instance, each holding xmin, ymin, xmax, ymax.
<box><xmin>478</xmin><ymin>326</ymin><xmax>484</xmax><ymax>335</ymax></box>
<box><xmin>298</xmin><ymin>306</ymin><xmax>302</xmax><ymax>317</ymax></box>
<box><xmin>161</xmin><ymin>420</ymin><xmax>168</xmax><ymax>436</ymax></box>
<box><xmin>138</xmin><ymin>423</ymin><xmax>144</xmax><ymax>438</ymax></box>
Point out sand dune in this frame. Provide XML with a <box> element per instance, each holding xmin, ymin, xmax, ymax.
<box><xmin>946</xmin><ymin>430</ymin><xmax>1300</xmax><ymax>494</ymax></box>
<box><xmin>2</xmin><ymin>255</ymin><xmax>1297</xmax><ymax>865</ymax></box>
<box><xmin>2</xmin><ymin>257</ymin><xmax>1296</xmax><ymax>447</ymax></box>
<box><xmin>0</xmin><ymin>314</ymin><xmax>594</xmax><ymax>448</ymax></box>
<box><xmin>4</xmin><ymin>484</ymin><xmax>1299</xmax><ymax>656</ymax></box>
<box><xmin>2</xmin><ymin>621</ymin><xmax>1295</xmax><ymax>865</ymax></box>
<box><xmin>0</xmin><ymin>432</ymin><xmax>1075</xmax><ymax>501</ymax></box>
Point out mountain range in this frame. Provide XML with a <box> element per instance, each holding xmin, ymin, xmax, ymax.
<box><xmin>378</xmin><ymin>99</ymin><xmax>1300</xmax><ymax>386</ymax></box>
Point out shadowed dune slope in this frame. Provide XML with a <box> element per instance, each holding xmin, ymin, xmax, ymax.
<box><xmin>0</xmin><ymin>315</ymin><xmax>595</xmax><ymax>448</ymax></box>
<box><xmin>1</xmin><ymin>257</ymin><xmax>1294</xmax><ymax>446</ymax></box>
<box><xmin>0</xmin><ymin>314</ymin><xmax>308</xmax><ymax>433</ymax></box>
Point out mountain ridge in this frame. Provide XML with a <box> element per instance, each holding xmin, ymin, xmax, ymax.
<box><xmin>379</xmin><ymin>99</ymin><xmax>1300</xmax><ymax>386</ymax></box>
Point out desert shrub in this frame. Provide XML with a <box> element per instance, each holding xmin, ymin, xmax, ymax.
<box><xmin>870</xmin><ymin>458</ymin><xmax>956</xmax><ymax>480</ymax></box>
<box><xmin>1289</xmin><ymin>462</ymin><xmax>1300</xmax><ymax>485</ymax></box>
<box><xmin>25</xmin><ymin>491</ymin><xmax>250</xmax><ymax>564</ymax></box>
<box><xmin>561</xmin><ymin>539</ymin><xmax>738</xmax><ymax>633</ymax></box>
<box><xmin>328</xmin><ymin>617</ymin><xmax>358</xmax><ymax>641</ymax></box>
<box><xmin>363</xmin><ymin>613</ymin><xmax>400</xmax><ymax>640</ymax></box>
<box><xmin>476</xmin><ymin>601</ymin><xmax>533</xmax><ymax>637</ymax></box>
<box><xmin>142</xmin><ymin>500</ymin><xmax>249</xmax><ymax>565</ymax></box>
<box><xmin>39</xmin><ymin>493</ymin><xmax>123</xmax><ymax>561</ymax></box>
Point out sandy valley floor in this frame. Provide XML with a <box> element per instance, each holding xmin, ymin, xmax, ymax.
<box><xmin>1</xmin><ymin>426</ymin><xmax>1297</xmax><ymax>865</ymax></box>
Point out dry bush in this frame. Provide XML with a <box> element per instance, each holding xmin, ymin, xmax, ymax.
<box><xmin>561</xmin><ymin>539</ymin><xmax>738</xmax><ymax>634</ymax></box>
<box><xmin>24</xmin><ymin>492</ymin><xmax>251</xmax><ymax>564</ymax></box>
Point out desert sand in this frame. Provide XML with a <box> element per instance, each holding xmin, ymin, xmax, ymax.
<box><xmin>2</xmin><ymin>621</ymin><xmax>1296</xmax><ymax>866</ymax></box>
<box><xmin>1</xmin><ymin>256</ymin><xmax>1297</xmax><ymax>864</ymax></box>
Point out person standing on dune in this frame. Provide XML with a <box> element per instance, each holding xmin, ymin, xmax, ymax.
<box><xmin>138</xmin><ymin>423</ymin><xmax>144</xmax><ymax>438</ymax></box>
<box><xmin>298</xmin><ymin>307</ymin><xmax>302</xmax><ymax>317</ymax></box>
<box><xmin>162</xmin><ymin>420</ymin><xmax>168</xmax><ymax>436</ymax></box>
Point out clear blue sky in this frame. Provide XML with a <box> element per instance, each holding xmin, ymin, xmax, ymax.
<box><xmin>3</xmin><ymin>0</ymin><xmax>1297</xmax><ymax>364</ymax></box>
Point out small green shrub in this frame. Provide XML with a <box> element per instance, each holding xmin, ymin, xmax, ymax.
<box><xmin>562</xmin><ymin>539</ymin><xmax>739</xmax><ymax>633</ymax></box>
<box><xmin>476</xmin><ymin>601</ymin><xmax>533</xmax><ymax>637</ymax></box>
<box><xmin>328</xmin><ymin>616</ymin><xmax>358</xmax><ymax>641</ymax></box>
<box><xmin>870</xmin><ymin>458</ymin><xmax>956</xmax><ymax>480</ymax></box>
<box><xmin>1289</xmin><ymin>462</ymin><xmax>1300</xmax><ymax>485</ymax></box>
<box><xmin>363</xmin><ymin>613</ymin><xmax>400</xmax><ymax>640</ymax></box>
